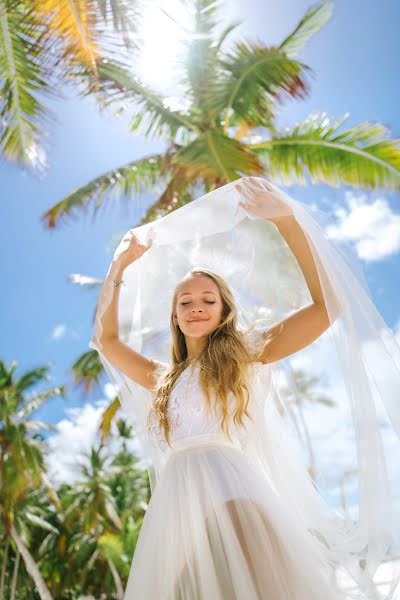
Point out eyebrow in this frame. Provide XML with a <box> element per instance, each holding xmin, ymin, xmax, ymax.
<box><xmin>179</xmin><ymin>291</ymin><xmax>217</xmax><ymax>297</ymax></box>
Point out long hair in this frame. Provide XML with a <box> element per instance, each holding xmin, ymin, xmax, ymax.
<box><xmin>146</xmin><ymin>269</ymin><xmax>262</xmax><ymax>448</ymax></box>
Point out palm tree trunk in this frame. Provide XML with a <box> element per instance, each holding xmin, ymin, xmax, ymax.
<box><xmin>9</xmin><ymin>548</ymin><xmax>20</xmax><ymax>600</ymax></box>
<box><xmin>9</xmin><ymin>523</ymin><xmax>53</xmax><ymax>600</ymax></box>
<box><xmin>107</xmin><ymin>557</ymin><xmax>124</xmax><ymax>599</ymax></box>
<box><xmin>294</xmin><ymin>396</ymin><xmax>317</xmax><ymax>480</ymax></box>
<box><xmin>0</xmin><ymin>534</ymin><xmax>10</xmax><ymax>600</ymax></box>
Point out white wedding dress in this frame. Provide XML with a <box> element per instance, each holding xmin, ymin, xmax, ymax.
<box><xmin>123</xmin><ymin>356</ymin><xmax>343</xmax><ymax>599</ymax></box>
<box><xmin>90</xmin><ymin>177</ymin><xmax>400</xmax><ymax>599</ymax></box>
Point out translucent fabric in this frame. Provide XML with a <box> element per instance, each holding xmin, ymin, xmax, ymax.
<box><xmin>124</xmin><ymin>432</ymin><xmax>343</xmax><ymax>599</ymax></box>
<box><xmin>89</xmin><ymin>176</ymin><xmax>400</xmax><ymax>599</ymax></box>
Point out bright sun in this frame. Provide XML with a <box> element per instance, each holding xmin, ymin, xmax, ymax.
<box><xmin>136</xmin><ymin>1</ymin><xmax>192</xmax><ymax>91</ymax></box>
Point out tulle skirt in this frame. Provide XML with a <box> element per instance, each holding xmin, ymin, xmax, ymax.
<box><xmin>124</xmin><ymin>432</ymin><xmax>343</xmax><ymax>599</ymax></box>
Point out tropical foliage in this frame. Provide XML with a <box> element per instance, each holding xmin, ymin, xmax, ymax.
<box><xmin>0</xmin><ymin>355</ymin><xmax>150</xmax><ymax>599</ymax></box>
<box><xmin>0</xmin><ymin>0</ymin><xmax>139</xmax><ymax>168</ymax></box>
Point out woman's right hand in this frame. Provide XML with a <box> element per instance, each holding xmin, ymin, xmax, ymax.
<box><xmin>115</xmin><ymin>232</ymin><xmax>153</xmax><ymax>271</ymax></box>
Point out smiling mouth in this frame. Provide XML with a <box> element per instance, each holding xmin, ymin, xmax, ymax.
<box><xmin>188</xmin><ymin>318</ymin><xmax>209</xmax><ymax>322</ymax></box>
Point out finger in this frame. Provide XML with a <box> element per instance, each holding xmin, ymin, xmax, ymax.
<box><xmin>246</xmin><ymin>178</ymin><xmax>266</xmax><ymax>194</ymax></box>
<box><xmin>240</xmin><ymin>182</ymin><xmax>259</xmax><ymax>199</ymax></box>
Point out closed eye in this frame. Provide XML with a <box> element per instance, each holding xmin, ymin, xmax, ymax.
<box><xmin>180</xmin><ymin>301</ymin><xmax>215</xmax><ymax>305</ymax></box>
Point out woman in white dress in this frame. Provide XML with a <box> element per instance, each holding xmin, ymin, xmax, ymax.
<box><xmin>90</xmin><ymin>177</ymin><xmax>400</xmax><ymax>599</ymax></box>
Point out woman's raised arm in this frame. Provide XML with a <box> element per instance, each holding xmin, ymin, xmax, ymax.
<box><xmin>92</xmin><ymin>234</ymin><xmax>160</xmax><ymax>390</ymax></box>
<box><xmin>236</xmin><ymin>177</ymin><xmax>341</xmax><ymax>364</ymax></box>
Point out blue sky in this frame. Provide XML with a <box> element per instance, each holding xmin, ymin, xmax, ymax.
<box><xmin>1</xmin><ymin>0</ymin><xmax>399</xmax><ymax>485</ymax></box>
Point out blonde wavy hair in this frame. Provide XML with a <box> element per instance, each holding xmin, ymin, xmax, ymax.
<box><xmin>146</xmin><ymin>269</ymin><xmax>265</xmax><ymax>448</ymax></box>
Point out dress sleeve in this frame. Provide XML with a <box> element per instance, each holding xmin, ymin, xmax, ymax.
<box><xmin>242</xmin><ymin>328</ymin><xmax>269</xmax><ymax>360</ymax></box>
<box><xmin>242</xmin><ymin>328</ymin><xmax>272</xmax><ymax>386</ymax></box>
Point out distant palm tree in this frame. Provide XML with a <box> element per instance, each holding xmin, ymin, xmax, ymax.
<box><xmin>61</xmin><ymin>445</ymin><xmax>125</xmax><ymax>598</ymax></box>
<box><xmin>275</xmin><ymin>366</ymin><xmax>334</xmax><ymax>479</ymax></box>
<box><xmin>41</xmin><ymin>0</ymin><xmax>400</xmax><ymax>229</ymax></box>
<box><xmin>41</xmin><ymin>424</ymin><xmax>148</xmax><ymax>599</ymax></box>
<box><xmin>0</xmin><ymin>486</ymin><xmax>61</xmax><ymax>599</ymax></box>
<box><xmin>0</xmin><ymin>357</ymin><xmax>64</xmax><ymax>600</ymax></box>
<box><xmin>99</xmin><ymin>420</ymin><xmax>150</xmax><ymax>585</ymax></box>
<box><xmin>0</xmin><ymin>0</ymin><xmax>139</xmax><ymax>168</ymax></box>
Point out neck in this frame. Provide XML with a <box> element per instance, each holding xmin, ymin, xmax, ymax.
<box><xmin>185</xmin><ymin>336</ymin><xmax>207</xmax><ymax>360</ymax></box>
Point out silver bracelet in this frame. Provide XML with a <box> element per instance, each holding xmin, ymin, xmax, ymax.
<box><xmin>112</xmin><ymin>279</ymin><xmax>125</xmax><ymax>288</ymax></box>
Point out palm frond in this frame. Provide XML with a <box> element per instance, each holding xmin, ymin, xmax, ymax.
<box><xmin>138</xmin><ymin>167</ymin><xmax>195</xmax><ymax>223</ymax></box>
<box><xmin>0</xmin><ymin>0</ymin><xmax>52</xmax><ymax>167</ymax></box>
<box><xmin>85</xmin><ymin>61</ymin><xmax>199</xmax><ymax>139</ymax></box>
<box><xmin>186</xmin><ymin>0</ymin><xmax>221</xmax><ymax>34</ymax></box>
<box><xmin>99</xmin><ymin>397</ymin><xmax>121</xmax><ymax>443</ymax></box>
<box><xmin>34</xmin><ymin>0</ymin><xmax>100</xmax><ymax>74</ymax></box>
<box><xmin>182</xmin><ymin>0</ymin><xmax>241</xmax><ymax>126</ymax></box>
<box><xmin>14</xmin><ymin>366</ymin><xmax>51</xmax><ymax>395</ymax></box>
<box><xmin>249</xmin><ymin>112</ymin><xmax>400</xmax><ymax>190</ymax></box>
<box><xmin>40</xmin><ymin>153</ymin><xmax>165</xmax><ymax>229</ymax></box>
<box><xmin>174</xmin><ymin>130</ymin><xmax>263</xmax><ymax>181</ymax></box>
<box><xmin>94</xmin><ymin>0</ymin><xmax>140</xmax><ymax>50</ymax></box>
<box><xmin>212</xmin><ymin>43</ymin><xmax>310</xmax><ymax>131</ymax></box>
<box><xmin>16</xmin><ymin>386</ymin><xmax>65</xmax><ymax>419</ymax></box>
<box><xmin>279</xmin><ymin>1</ymin><xmax>333</xmax><ymax>58</ymax></box>
<box><xmin>25</xmin><ymin>420</ymin><xmax>59</xmax><ymax>432</ymax></box>
<box><xmin>71</xmin><ymin>350</ymin><xmax>105</xmax><ymax>394</ymax></box>
<box><xmin>25</xmin><ymin>511</ymin><xmax>59</xmax><ymax>533</ymax></box>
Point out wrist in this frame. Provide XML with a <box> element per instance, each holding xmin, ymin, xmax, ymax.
<box><xmin>108</xmin><ymin>259</ymin><xmax>125</xmax><ymax>281</ymax></box>
<box><xmin>271</xmin><ymin>213</ymin><xmax>296</xmax><ymax>230</ymax></box>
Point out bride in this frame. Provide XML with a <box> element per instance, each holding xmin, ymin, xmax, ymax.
<box><xmin>90</xmin><ymin>176</ymin><xmax>400</xmax><ymax>599</ymax></box>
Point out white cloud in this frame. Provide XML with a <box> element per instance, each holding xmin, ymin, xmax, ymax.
<box><xmin>50</xmin><ymin>323</ymin><xmax>80</xmax><ymax>341</ymax></box>
<box><xmin>51</xmin><ymin>324</ymin><xmax>67</xmax><ymax>340</ymax></box>
<box><xmin>104</xmin><ymin>382</ymin><xmax>119</xmax><ymax>399</ymax></box>
<box><xmin>45</xmin><ymin>385</ymin><xmax>144</xmax><ymax>486</ymax></box>
<box><xmin>45</xmin><ymin>399</ymin><xmax>108</xmax><ymax>485</ymax></box>
<box><xmin>325</xmin><ymin>191</ymin><xmax>400</xmax><ymax>261</ymax></box>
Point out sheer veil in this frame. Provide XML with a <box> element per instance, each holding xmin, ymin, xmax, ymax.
<box><xmin>89</xmin><ymin>176</ymin><xmax>400</xmax><ymax>599</ymax></box>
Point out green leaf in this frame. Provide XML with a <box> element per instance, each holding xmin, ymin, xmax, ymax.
<box><xmin>0</xmin><ymin>0</ymin><xmax>51</xmax><ymax>167</ymax></box>
<box><xmin>182</xmin><ymin>0</ymin><xmax>241</xmax><ymax>125</ymax></box>
<box><xmin>71</xmin><ymin>350</ymin><xmax>106</xmax><ymax>395</ymax></box>
<box><xmin>175</xmin><ymin>130</ymin><xmax>262</xmax><ymax>181</ymax></box>
<box><xmin>211</xmin><ymin>43</ymin><xmax>310</xmax><ymax>130</ymax></box>
<box><xmin>25</xmin><ymin>511</ymin><xmax>59</xmax><ymax>532</ymax></box>
<box><xmin>85</xmin><ymin>61</ymin><xmax>199</xmax><ymax>139</ymax></box>
<box><xmin>16</xmin><ymin>386</ymin><xmax>65</xmax><ymax>419</ymax></box>
<box><xmin>15</xmin><ymin>366</ymin><xmax>51</xmax><ymax>395</ymax></box>
<box><xmin>279</xmin><ymin>1</ymin><xmax>333</xmax><ymax>58</ymax></box>
<box><xmin>250</xmin><ymin>112</ymin><xmax>400</xmax><ymax>190</ymax></box>
<box><xmin>40</xmin><ymin>153</ymin><xmax>165</xmax><ymax>228</ymax></box>
<box><xmin>99</xmin><ymin>397</ymin><xmax>121</xmax><ymax>443</ymax></box>
<box><xmin>94</xmin><ymin>0</ymin><xmax>140</xmax><ymax>50</ymax></box>
<box><xmin>138</xmin><ymin>169</ymin><xmax>195</xmax><ymax>223</ymax></box>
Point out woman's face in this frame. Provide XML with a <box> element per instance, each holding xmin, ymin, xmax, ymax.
<box><xmin>173</xmin><ymin>274</ymin><xmax>224</xmax><ymax>338</ymax></box>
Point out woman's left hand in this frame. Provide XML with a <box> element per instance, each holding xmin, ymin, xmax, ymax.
<box><xmin>235</xmin><ymin>176</ymin><xmax>294</xmax><ymax>224</ymax></box>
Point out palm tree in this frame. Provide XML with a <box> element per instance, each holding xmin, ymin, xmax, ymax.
<box><xmin>0</xmin><ymin>0</ymin><xmax>139</xmax><ymax>168</ymax></box>
<box><xmin>99</xmin><ymin>420</ymin><xmax>150</xmax><ymax>591</ymax></box>
<box><xmin>0</xmin><ymin>357</ymin><xmax>65</xmax><ymax>600</ymax></box>
<box><xmin>275</xmin><ymin>366</ymin><xmax>334</xmax><ymax>479</ymax></box>
<box><xmin>60</xmin><ymin>445</ymin><xmax>126</xmax><ymax>598</ymax></box>
<box><xmin>41</xmin><ymin>0</ymin><xmax>400</xmax><ymax>229</ymax></box>
<box><xmin>33</xmin><ymin>419</ymin><xmax>149</xmax><ymax>599</ymax></box>
<box><xmin>0</xmin><ymin>486</ymin><xmax>61</xmax><ymax>599</ymax></box>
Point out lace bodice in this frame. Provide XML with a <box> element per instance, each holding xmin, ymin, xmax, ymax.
<box><xmin>148</xmin><ymin>329</ymin><xmax>269</xmax><ymax>451</ymax></box>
